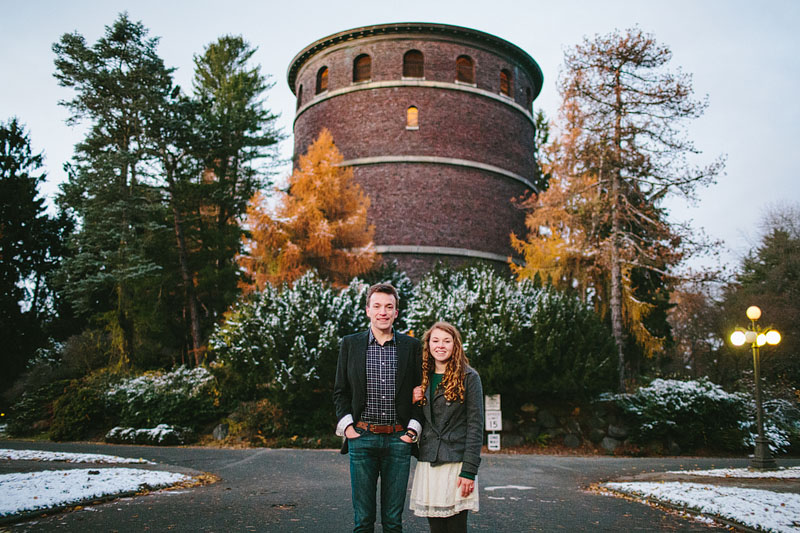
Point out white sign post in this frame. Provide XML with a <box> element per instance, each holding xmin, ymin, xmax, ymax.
<box><xmin>485</xmin><ymin>411</ymin><xmax>502</xmax><ymax>431</ymax></box>
<box><xmin>485</xmin><ymin>394</ymin><xmax>502</xmax><ymax>451</ymax></box>
<box><xmin>485</xmin><ymin>394</ymin><xmax>501</xmax><ymax>412</ymax></box>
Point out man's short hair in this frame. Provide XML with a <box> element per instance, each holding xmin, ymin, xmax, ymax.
<box><xmin>366</xmin><ymin>283</ymin><xmax>399</xmax><ymax>308</ymax></box>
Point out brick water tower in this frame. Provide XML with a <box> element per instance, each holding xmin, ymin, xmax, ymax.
<box><xmin>288</xmin><ymin>23</ymin><xmax>543</xmax><ymax>278</ymax></box>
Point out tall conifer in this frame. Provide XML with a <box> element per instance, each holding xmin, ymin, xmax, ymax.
<box><xmin>513</xmin><ymin>28</ymin><xmax>723</xmax><ymax>389</ymax></box>
<box><xmin>53</xmin><ymin>13</ymin><xmax>174</xmax><ymax>367</ymax></box>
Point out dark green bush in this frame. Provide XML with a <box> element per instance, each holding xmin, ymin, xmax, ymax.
<box><xmin>226</xmin><ymin>399</ymin><xmax>287</xmax><ymax>443</ymax></box>
<box><xmin>406</xmin><ymin>264</ymin><xmax>618</xmax><ymax>412</ymax></box>
<box><xmin>49</xmin><ymin>381</ymin><xmax>106</xmax><ymax>441</ymax></box>
<box><xmin>602</xmin><ymin>378</ymin><xmax>751</xmax><ymax>452</ymax></box>
<box><xmin>209</xmin><ymin>272</ymin><xmax>369</xmax><ymax>436</ymax></box>
<box><xmin>6</xmin><ymin>380</ymin><xmax>68</xmax><ymax>437</ymax></box>
<box><xmin>105</xmin><ymin>424</ymin><xmax>195</xmax><ymax>445</ymax></box>
<box><xmin>105</xmin><ymin>366</ymin><xmax>222</xmax><ymax>431</ymax></box>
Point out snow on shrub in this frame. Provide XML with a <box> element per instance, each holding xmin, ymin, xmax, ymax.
<box><xmin>602</xmin><ymin>378</ymin><xmax>796</xmax><ymax>453</ymax></box>
<box><xmin>105</xmin><ymin>366</ymin><xmax>219</xmax><ymax>431</ymax></box>
<box><xmin>105</xmin><ymin>424</ymin><xmax>194</xmax><ymax>445</ymax></box>
<box><xmin>209</xmin><ymin>271</ymin><xmax>370</xmax><ymax>435</ymax></box>
<box><xmin>406</xmin><ymin>264</ymin><xmax>617</xmax><ymax>409</ymax></box>
<box><xmin>740</xmin><ymin>397</ymin><xmax>799</xmax><ymax>454</ymax></box>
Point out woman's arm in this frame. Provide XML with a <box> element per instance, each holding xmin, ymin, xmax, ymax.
<box><xmin>459</xmin><ymin>368</ymin><xmax>484</xmax><ymax>477</ymax></box>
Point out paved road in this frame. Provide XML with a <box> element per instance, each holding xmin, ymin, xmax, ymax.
<box><xmin>3</xmin><ymin>440</ymin><xmax>797</xmax><ymax>532</ymax></box>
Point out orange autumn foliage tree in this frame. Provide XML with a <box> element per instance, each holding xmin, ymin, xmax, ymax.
<box><xmin>239</xmin><ymin>129</ymin><xmax>377</xmax><ymax>290</ymax></box>
<box><xmin>512</xmin><ymin>29</ymin><xmax>724</xmax><ymax>390</ymax></box>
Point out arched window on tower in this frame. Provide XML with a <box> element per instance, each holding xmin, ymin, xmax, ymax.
<box><xmin>296</xmin><ymin>85</ymin><xmax>303</xmax><ymax>109</ymax></box>
<box><xmin>500</xmin><ymin>69</ymin><xmax>512</xmax><ymax>97</ymax></box>
<box><xmin>456</xmin><ymin>55</ymin><xmax>474</xmax><ymax>84</ymax></box>
<box><xmin>403</xmin><ymin>50</ymin><xmax>424</xmax><ymax>78</ymax></box>
<box><xmin>526</xmin><ymin>87</ymin><xmax>532</xmax><ymax>110</ymax></box>
<box><xmin>353</xmin><ymin>54</ymin><xmax>371</xmax><ymax>83</ymax></box>
<box><xmin>406</xmin><ymin>106</ymin><xmax>419</xmax><ymax>129</ymax></box>
<box><xmin>316</xmin><ymin>66</ymin><xmax>328</xmax><ymax>94</ymax></box>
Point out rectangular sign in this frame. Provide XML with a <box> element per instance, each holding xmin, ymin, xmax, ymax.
<box><xmin>485</xmin><ymin>410</ymin><xmax>502</xmax><ymax>431</ymax></box>
<box><xmin>487</xmin><ymin>433</ymin><xmax>501</xmax><ymax>451</ymax></box>
<box><xmin>485</xmin><ymin>394</ymin><xmax>501</xmax><ymax>412</ymax></box>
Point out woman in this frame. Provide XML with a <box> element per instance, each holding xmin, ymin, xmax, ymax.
<box><xmin>409</xmin><ymin>321</ymin><xmax>484</xmax><ymax>532</ymax></box>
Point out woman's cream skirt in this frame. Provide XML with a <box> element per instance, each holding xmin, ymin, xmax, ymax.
<box><xmin>409</xmin><ymin>461</ymin><xmax>479</xmax><ymax>518</ymax></box>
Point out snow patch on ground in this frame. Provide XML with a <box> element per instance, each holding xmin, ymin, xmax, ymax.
<box><xmin>604</xmin><ymin>481</ymin><xmax>800</xmax><ymax>533</ymax></box>
<box><xmin>0</xmin><ymin>448</ymin><xmax>153</xmax><ymax>464</ymax></box>
<box><xmin>0</xmin><ymin>468</ymin><xmax>191</xmax><ymax>517</ymax></box>
<box><xmin>484</xmin><ymin>485</ymin><xmax>535</xmax><ymax>492</ymax></box>
<box><xmin>667</xmin><ymin>466</ymin><xmax>800</xmax><ymax>478</ymax></box>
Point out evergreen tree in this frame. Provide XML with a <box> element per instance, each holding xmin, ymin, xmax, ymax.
<box><xmin>720</xmin><ymin>204</ymin><xmax>800</xmax><ymax>383</ymax></box>
<box><xmin>0</xmin><ymin>118</ymin><xmax>71</xmax><ymax>393</ymax></box>
<box><xmin>239</xmin><ymin>128</ymin><xmax>376</xmax><ymax>289</ymax></box>
<box><xmin>53</xmin><ymin>13</ymin><xmax>175</xmax><ymax>367</ymax></box>
<box><xmin>148</xmin><ymin>91</ymin><xmax>207</xmax><ymax>365</ymax></box>
<box><xmin>192</xmin><ymin>35</ymin><xmax>282</xmax><ymax>316</ymax></box>
<box><xmin>513</xmin><ymin>28</ymin><xmax>723</xmax><ymax>390</ymax></box>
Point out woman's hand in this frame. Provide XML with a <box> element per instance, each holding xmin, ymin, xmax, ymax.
<box><xmin>412</xmin><ymin>385</ymin><xmax>424</xmax><ymax>403</ymax></box>
<box><xmin>457</xmin><ymin>476</ymin><xmax>474</xmax><ymax>497</ymax></box>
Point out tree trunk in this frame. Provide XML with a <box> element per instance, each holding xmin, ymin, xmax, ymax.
<box><xmin>166</xmin><ymin>169</ymin><xmax>203</xmax><ymax>366</ymax></box>
<box><xmin>115</xmin><ymin>154</ymin><xmax>134</xmax><ymax>369</ymax></box>
<box><xmin>610</xmin><ymin>68</ymin><xmax>627</xmax><ymax>392</ymax></box>
<box><xmin>610</xmin><ymin>174</ymin><xmax>626</xmax><ymax>392</ymax></box>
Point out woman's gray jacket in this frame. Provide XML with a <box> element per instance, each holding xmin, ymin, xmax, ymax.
<box><xmin>417</xmin><ymin>366</ymin><xmax>484</xmax><ymax>476</ymax></box>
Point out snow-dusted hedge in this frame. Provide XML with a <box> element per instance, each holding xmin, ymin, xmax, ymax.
<box><xmin>105</xmin><ymin>366</ymin><xmax>220</xmax><ymax>431</ymax></box>
<box><xmin>209</xmin><ymin>272</ymin><xmax>370</xmax><ymax>434</ymax></box>
<box><xmin>406</xmin><ymin>264</ymin><xmax>617</xmax><ymax>409</ymax></box>
<box><xmin>209</xmin><ymin>265</ymin><xmax>618</xmax><ymax>434</ymax></box>
<box><xmin>741</xmin><ymin>397</ymin><xmax>800</xmax><ymax>454</ymax></box>
<box><xmin>105</xmin><ymin>424</ymin><xmax>194</xmax><ymax>445</ymax></box>
<box><xmin>602</xmin><ymin>378</ymin><xmax>797</xmax><ymax>453</ymax></box>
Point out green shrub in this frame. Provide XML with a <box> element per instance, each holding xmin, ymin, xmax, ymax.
<box><xmin>209</xmin><ymin>266</ymin><xmax>617</xmax><ymax>436</ymax></box>
<box><xmin>602</xmin><ymin>378</ymin><xmax>758</xmax><ymax>452</ymax></box>
<box><xmin>49</xmin><ymin>380</ymin><xmax>106</xmax><ymax>441</ymax></box>
<box><xmin>105</xmin><ymin>424</ymin><xmax>195</xmax><ymax>445</ymax></box>
<box><xmin>406</xmin><ymin>264</ymin><xmax>617</xmax><ymax>411</ymax></box>
<box><xmin>741</xmin><ymin>397</ymin><xmax>800</xmax><ymax>454</ymax></box>
<box><xmin>225</xmin><ymin>399</ymin><xmax>287</xmax><ymax>443</ymax></box>
<box><xmin>6</xmin><ymin>380</ymin><xmax>68</xmax><ymax>437</ymax></box>
<box><xmin>105</xmin><ymin>366</ymin><xmax>221</xmax><ymax>431</ymax></box>
<box><xmin>209</xmin><ymin>271</ymin><xmax>369</xmax><ymax>436</ymax></box>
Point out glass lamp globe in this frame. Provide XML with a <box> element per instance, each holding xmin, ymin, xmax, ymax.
<box><xmin>765</xmin><ymin>330</ymin><xmax>781</xmax><ymax>345</ymax></box>
<box><xmin>746</xmin><ymin>306</ymin><xmax>762</xmax><ymax>321</ymax></box>
<box><xmin>730</xmin><ymin>331</ymin><xmax>747</xmax><ymax>346</ymax></box>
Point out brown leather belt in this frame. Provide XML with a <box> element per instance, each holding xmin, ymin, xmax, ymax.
<box><xmin>356</xmin><ymin>421</ymin><xmax>404</xmax><ymax>434</ymax></box>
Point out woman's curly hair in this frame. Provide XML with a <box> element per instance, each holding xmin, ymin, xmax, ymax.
<box><xmin>418</xmin><ymin>321</ymin><xmax>469</xmax><ymax>404</ymax></box>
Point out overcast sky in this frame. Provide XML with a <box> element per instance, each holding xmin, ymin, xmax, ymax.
<box><xmin>2</xmin><ymin>0</ymin><xmax>798</xmax><ymax>273</ymax></box>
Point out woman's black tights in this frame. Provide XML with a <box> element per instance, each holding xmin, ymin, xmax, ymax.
<box><xmin>427</xmin><ymin>510</ymin><xmax>468</xmax><ymax>533</ymax></box>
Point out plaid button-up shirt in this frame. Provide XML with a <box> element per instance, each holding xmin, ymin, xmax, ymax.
<box><xmin>361</xmin><ymin>328</ymin><xmax>397</xmax><ymax>425</ymax></box>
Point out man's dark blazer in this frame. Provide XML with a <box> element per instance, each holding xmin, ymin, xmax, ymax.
<box><xmin>333</xmin><ymin>330</ymin><xmax>423</xmax><ymax>454</ymax></box>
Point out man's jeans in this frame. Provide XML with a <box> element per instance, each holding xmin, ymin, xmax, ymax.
<box><xmin>348</xmin><ymin>429</ymin><xmax>412</xmax><ymax>532</ymax></box>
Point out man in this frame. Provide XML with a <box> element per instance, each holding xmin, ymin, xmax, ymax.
<box><xmin>334</xmin><ymin>283</ymin><xmax>423</xmax><ymax>532</ymax></box>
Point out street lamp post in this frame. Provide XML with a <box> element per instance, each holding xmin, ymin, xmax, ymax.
<box><xmin>730</xmin><ymin>305</ymin><xmax>781</xmax><ymax>470</ymax></box>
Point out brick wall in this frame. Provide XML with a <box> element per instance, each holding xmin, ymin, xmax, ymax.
<box><xmin>289</xmin><ymin>24</ymin><xmax>541</xmax><ymax>278</ymax></box>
